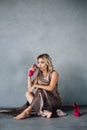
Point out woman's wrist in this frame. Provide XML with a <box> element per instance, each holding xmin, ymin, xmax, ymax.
<box><xmin>34</xmin><ymin>84</ymin><xmax>40</xmax><ymax>89</ymax></box>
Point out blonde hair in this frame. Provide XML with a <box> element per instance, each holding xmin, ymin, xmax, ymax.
<box><xmin>37</xmin><ymin>53</ymin><xmax>54</xmax><ymax>72</ymax></box>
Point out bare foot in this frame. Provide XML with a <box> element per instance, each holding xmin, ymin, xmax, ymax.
<box><xmin>46</xmin><ymin>112</ymin><xmax>52</xmax><ymax>118</ymax></box>
<box><xmin>14</xmin><ymin>112</ymin><xmax>29</xmax><ymax>120</ymax></box>
<box><xmin>14</xmin><ymin>107</ymin><xmax>31</xmax><ymax>120</ymax></box>
<box><xmin>56</xmin><ymin>109</ymin><xmax>67</xmax><ymax>117</ymax></box>
<box><xmin>41</xmin><ymin>110</ymin><xmax>52</xmax><ymax>118</ymax></box>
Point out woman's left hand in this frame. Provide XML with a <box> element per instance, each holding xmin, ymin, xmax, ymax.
<box><xmin>32</xmin><ymin>84</ymin><xmax>38</xmax><ymax>89</ymax></box>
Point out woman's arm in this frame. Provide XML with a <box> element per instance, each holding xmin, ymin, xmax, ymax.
<box><xmin>33</xmin><ymin>71</ymin><xmax>59</xmax><ymax>91</ymax></box>
<box><xmin>28</xmin><ymin>76</ymin><xmax>38</xmax><ymax>92</ymax></box>
<box><xmin>27</xmin><ymin>77</ymin><xmax>32</xmax><ymax>92</ymax></box>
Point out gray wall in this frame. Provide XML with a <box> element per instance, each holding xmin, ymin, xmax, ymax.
<box><xmin>0</xmin><ymin>0</ymin><xmax>87</xmax><ymax>107</ymax></box>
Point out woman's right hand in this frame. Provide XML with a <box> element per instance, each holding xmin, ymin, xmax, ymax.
<box><xmin>28</xmin><ymin>64</ymin><xmax>37</xmax><ymax>77</ymax></box>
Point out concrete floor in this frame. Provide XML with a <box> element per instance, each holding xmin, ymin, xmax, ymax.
<box><xmin>0</xmin><ymin>106</ymin><xmax>87</xmax><ymax>130</ymax></box>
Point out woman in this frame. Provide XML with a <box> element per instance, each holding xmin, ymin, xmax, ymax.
<box><xmin>14</xmin><ymin>53</ymin><xmax>66</xmax><ymax>119</ymax></box>
<box><xmin>0</xmin><ymin>53</ymin><xmax>66</xmax><ymax>119</ymax></box>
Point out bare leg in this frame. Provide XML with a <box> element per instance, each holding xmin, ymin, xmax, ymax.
<box><xmin>25</xmin><ymin>91</ymin><xmax>34</xmax><ymax>104</ymax></box>
<box><xmin>14</xmin><ymin>91</ymin><xmax>35</xmax><ymax>120</ymax></box>
<box><xmin>14</xmin><ymin>106</ymin><xmax>31</xmax><ymax>120</ymax></box>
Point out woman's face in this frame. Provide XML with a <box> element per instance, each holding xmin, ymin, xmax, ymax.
<box><xmin>37</xmin><ymin>58</ymin><xmax>48</xmax><ymax>72</ymax></box>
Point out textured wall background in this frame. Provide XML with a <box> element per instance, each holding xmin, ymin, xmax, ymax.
<box><xmin>0</xmin><ymin>0</ymin><xmax>87</xmax><ymax>107</ymax></box>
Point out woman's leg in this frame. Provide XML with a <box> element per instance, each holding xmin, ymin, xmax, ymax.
<box><xmin>14</xmin><ymin>91</ymin><xmax>35</xmax><ymax>120</ymax></box>
<box><xmin>25</xmin><ymin>91</ymin><xmax>34</xmax><ymax>104</ymax></box>
<box><xmin>14</xmin><ymin>106</ymin><xmax>32</xmax><ymax>120</ymax></box>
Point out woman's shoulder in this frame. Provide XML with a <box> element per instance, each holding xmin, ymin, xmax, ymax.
<box><xmin>50</xmin><ymin>70</ymin><xmax>59</xmax><ymax>77</ymax></box>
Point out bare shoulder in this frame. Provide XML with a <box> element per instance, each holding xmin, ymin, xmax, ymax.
<box><xmin>51</xmin><ymin>70</ymin><xmax>59</xmax><ymax>77</ymax></box>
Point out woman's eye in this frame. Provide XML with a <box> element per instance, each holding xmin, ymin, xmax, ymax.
<box><xmin>41</xmin><ymin>62</ymin><xmax>44</xmax><ymax>64</ymax></box>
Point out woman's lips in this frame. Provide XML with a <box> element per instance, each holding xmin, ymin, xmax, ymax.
<box><xmin>39</xmin><ymin>67</ymin><xmax>43</xmax><ymax>69</ymax></box>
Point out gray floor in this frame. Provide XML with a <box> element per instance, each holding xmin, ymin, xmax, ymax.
<box><xmin>0</xmin><ymin>106</ymin><xmax>87</xmax><ymax>130</ymax></box>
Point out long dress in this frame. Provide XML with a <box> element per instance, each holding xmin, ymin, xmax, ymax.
<box><xmin>0</xmin><ymin>70</ymin><xmax>62</xmax><ymax>117</ymax></box>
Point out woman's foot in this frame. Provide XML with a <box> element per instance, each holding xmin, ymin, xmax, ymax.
<box><xmin>46</xmin><ymin>111</ymin><xmax>52</xmax><ymax>118</ymax></box>
<box><xmin>40</xmin><ymin>110</ymin><xmax>52</xmax><ymax>118</ymax></box>
<box><xmin>56</xmin><ymin>109</ymin><xmax>67</xmax><ymax>117</ymax></box>
<box><xmin>14</xmin><ymin>107</ymin><xmax>31</xmax><ymax>120</ymax></box>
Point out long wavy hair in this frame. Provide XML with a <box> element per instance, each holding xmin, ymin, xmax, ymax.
<box><xmin>37</xmin><ymin>53</ymin><xmax>54</xmax><ymax>73</ymax></box>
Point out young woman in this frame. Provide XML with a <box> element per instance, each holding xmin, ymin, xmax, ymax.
<box><xmin>0</xmin><ymin>53</ymin><xmax>66</xmax><ymax>119</ymax></box>
<box><xmin>14</xmin><ymin>53</ymin><xmax>66</xmax><ymax>119</ymax></box>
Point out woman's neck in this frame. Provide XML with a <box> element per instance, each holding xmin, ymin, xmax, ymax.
<box><xmin>42</xmin><ymin>70</ymin><xmax>48</xmax><ymax>77</ymax></box>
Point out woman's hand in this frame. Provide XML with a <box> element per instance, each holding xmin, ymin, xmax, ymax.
<box><xmin>29</xmin><ymin>84</ymin><xmax>37</xmax><ymax>93</ymax></box>
<box><xmin>32</xmin><ymin>84</ymin><xmax>36</xmax><ymax>89</ymax></box>
<box><xmin>28</xmin><ymin>64</ymin><xmax>37</xmax><ymax>77</ymax></box>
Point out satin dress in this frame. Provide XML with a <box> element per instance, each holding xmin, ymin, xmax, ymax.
<box><xmin>30</xmin><ymin>70</ymin><xmax>62</xmax><ymax>116</ymax></box>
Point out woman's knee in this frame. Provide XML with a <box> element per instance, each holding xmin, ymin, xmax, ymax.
<box><xmin>25</xmin><ymin>91</ymin><xmax>34</xmax><ymax>104</ymax></box>
<box><xmin>25</xmin><ymin>91</ymin><xmax>34</xmax><ymax>98</ymax></box>
<box><xmin>25</xmin><ymin>91</ymin><xmax>29</xmax><ymax>98</ymax></box>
